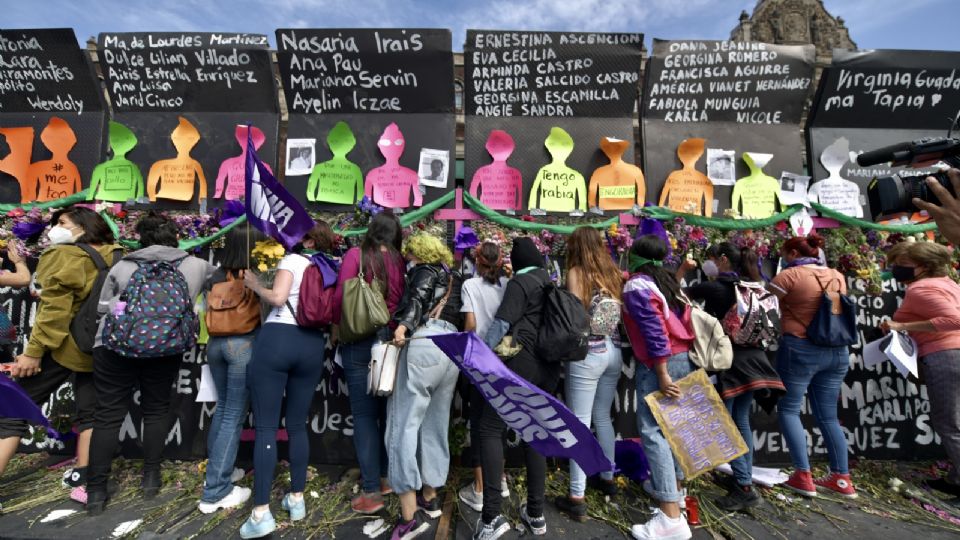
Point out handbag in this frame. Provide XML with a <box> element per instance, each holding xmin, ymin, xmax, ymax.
<box><xmin>340</xmin><ymin>250</ymin><xmax>391</xmax><ymax>344</ymax></box>
<box><xmin>205</xmin><ymin>271</ymin><xmax>261</xmax><ymax>336</ymax></box>
<box><xmin>681</xmin><ymin>293</ymin><xmax>734</xmax><ymax>371</ymax></box>
<box><xmin>368</xmin><ymin>340</ymin><xmax>402</xmax><ymax>396</ymax></box>
<box><xmin>806</xmin><ymin>275</ymin><xmax>858</xmax><ymax>347</ymax></box>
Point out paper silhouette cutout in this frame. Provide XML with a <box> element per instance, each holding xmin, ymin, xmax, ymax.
<box><xmin>808</xmin><ymin>137</ymin><xmax>863</xmax><ymax>218</ymax></box>
<box><xmin>588</xmin><ymin>137</ymin><xmax>645</xmax><ymax>210</ymax></box>
<box><xmin>730</xmin><ymin>152</ymin><xmax>781</xmax><ymax>218</ymax></box>
<box><xmin>88</xmin><ymin>121</ymin><xmax>144</xmax><ymax>202</ymax></box>
<box><xmin>215</xmin><ymin>125</ymin><xmax>271</xmax><ymax>200</ymax></box>
<box><xmin>0</xmin><ymin>127</ymin><xmax>34</xmax><ymax>204</ymax></box>
<box><xmin>364</xmin><ymin>123</ymin><xmax>421</xmax><ymax>208</ymax></box>
<box><xmin>25</xmin><ymin>117</ymin><xmax>82</xmax><ymax>203</ymax></box>
<box><xmin>659</xmin><ymin>138</ymin><xmax>713</xmax><ymax>216</ymax></box>
<box><xmin>307</xmin><ymin>121</ymin><xmax>363</xmax><ymax>204</ymax></box>
<box><xmin>470</xmin><ymin>130</ymin><xmax>523</xmax><ymax>210</ymax></box>
<box><xmin>147</xmin><ymin>117</ymin><xmax>208</xmax><ymax>202</ymax></box>
<box><xmin>528</xmin><ymin>127</ymin><xmax>586</xmax><ymax>212</ymax></box>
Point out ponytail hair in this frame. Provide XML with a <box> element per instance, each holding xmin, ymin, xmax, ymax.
<box><xmin>475</xmin><ymin>242</ymin><xmax>503</xmax><ymax>285</ymax></box>
<box><xmin>630</xmin><ymin>235</ymin><xmax>684</xmax><ymax>312</ymax></box>
<box><xmin>781</xmin><ymin>233</ymin><xmax>824</xmax><ymax>258</ymax></box>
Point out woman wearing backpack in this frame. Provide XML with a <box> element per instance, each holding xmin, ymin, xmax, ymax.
<box><xmin>196</xmin><ymin>223</ymin><xmax>266</xmax><ymax>514</ymax></box>
<box><xmin>474</xmin><ymin>237</ymin><xmax>555</xmax><ymax>540</ymax></box>
<box><xmin>553</xmin><ymin>227</ymin><xmax>624</xmax><ymax>522</ymax></box>
<box><xmin>0</xmin><ymin>208</ymin><xmax>121</xmax><ymax>505</ymax></box>
<box><xmin>769</xmin><ymin>234</ymin><xmax>856</xmax><ymax>499</ymax></box>
<box><xmin>236</xmin><ymin>221</ymin><xmax>336</xmax><ymax>538</ymax></box>
<box><xmin>86</xmin><ymin>213</ymin><xmax>217</xmax><ymax>514</ymax></box>
<box><xmin>385</xmin><ymin>233</ymin><xmax>464</xmax><ymax>539</ymax></box>
<box><xmin>332</xmin><ymin>211</ymin><xmax>406</xmax><ymax>515</ymax></box>
<box><xmin>883</xmin><ymin>241</ymin><xmax>960</xmax><ymax>497</ymax></box>
<box><xmin>623</xmin><ymin>234</ymin><xmax>694</xmax><ymax>540</ymax></box>
<box><xmin>678</xmin><ymin>242</ymin><xmax>784</xmax><ymax>511</ymax></box>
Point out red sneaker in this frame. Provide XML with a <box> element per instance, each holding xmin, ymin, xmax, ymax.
<box><xmin>351</xmin><ymin>492</ymin><xmax>385</xmax><ymax>514</ymax></box>
<box><xmin>814</xmin><ymin>472</ymin><xmax>858</xmax><ymax>499</ymax></box>
<box><xmin>783</xmin><ymin>470</ymin><xmax>817</xmax><ymax>497</ymax></box>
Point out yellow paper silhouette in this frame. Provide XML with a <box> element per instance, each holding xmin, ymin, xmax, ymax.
<box><xmin>147</xmin><ymin>117</ymin><xmax>208</xmax><ymax>202</ymax></box>
<box><xmin>308</xmin><ymin>121</ymin><xmax>363</xmax><ymax>204</ymax></box>
<box><xmin>26</xmin><ymin>117</ymin><xmax>82</xmax><ymax>202</ymax></box>
<box><xmin>589</xmin><ymin>137</ymin><xmax>645</xmax><ymax>210</ymax></box>
<box><xmin>730</xmin><ymin>152</ymin><xmax>781</xmax><ymax>218</ymax></box>
<box><xmin>659</xmin><ymin>138</ymin><xmax>713</xmax><ymax>216</ymax></box>
<box><xmin>0</xmin><ymin>127</ymin><xmax>34</xmax><ymax>204</ymax></box>
<box><xmin>528</xmin><ymin>127</ymin><xmax>586</xmax><ymax>212</ymax></box>
<box><xmin>89</xmin><ymin>121</ymin><xmax>144</xmax><ymax>202</ymax></box>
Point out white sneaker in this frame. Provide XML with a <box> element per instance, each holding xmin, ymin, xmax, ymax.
<box><xmin>500</xmin><ymin>476</ymin><xmax>509</xmax><ymax>498</ymax></box>
<box><xmin>231</xmin><ymin>468</ymin><xmax>246</xmax><ymax>483</ymax></box>
<box><xmin>630</xmin><ymin>509</ymin><xmax>691</xmax><ymax>540</ymax></box>
<box><xmin>459</xmin><ymin>483</ymin><xmax>483</xmax><ymax>512</ymax></box>
<box><xmin>198</xmin><ymin>485</ymin><xmax>252</xmax><ymax>514</ymax></box>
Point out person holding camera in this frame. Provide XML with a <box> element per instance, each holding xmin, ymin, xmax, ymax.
<box><xmin>914</xmin><ymin>168</ymin><xmax>960</xmax><ymax>245</ymax></box>
<box><xmin>882</xmin><ymin>241</ymin><xmax>960</xmax><ymax>497</ymax></box>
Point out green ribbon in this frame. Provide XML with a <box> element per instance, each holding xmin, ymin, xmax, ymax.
<box><xmin>628</xmin><ymin>254</ymin><xmax>663</xmax><ymax>271</ymax></box>
<box><xmin>336</xmin><ymin>191</ymin><xmax>456</xmax><ymax>238</ymax></box>
<box><xmin>463</xmin><ymin>192</ymin><xmax>618</xmax><ymax>233</ymax></box>
<box><xmin>0</xmin><ymin>189</ymin><xmax>91</xmax><ymax>214</ymax></box>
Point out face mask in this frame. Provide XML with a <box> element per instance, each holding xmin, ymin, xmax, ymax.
<box><xmin>47</xmin><ymin>225</ymin><xmax>76</xmax><ymax>245</ymax></box>
<box><xmin>702</xmin><ymin>260</ymin><xmax>720</xmax><ymax>278</ymax></box>
<box><xmin>890</xmin><ymin>265</ymin><xmax>917</xmax><ymax>282</ymax></box>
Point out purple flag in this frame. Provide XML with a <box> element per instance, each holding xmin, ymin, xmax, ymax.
<box><xmin>0</xmin><ymin>375</ymin><xmax>73</xmax><ymax>441</ymax></box>
<box><xmin>429</xmin><ymin>332</ymin><xmax>614</xmax><ymax>476</ymax></box>
<box><xmin>244</xmin><ymin>128</ymin><xmax>315</xmax><ymax>250</ymax></box>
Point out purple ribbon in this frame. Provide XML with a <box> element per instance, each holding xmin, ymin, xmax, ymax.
<box><xmin>430</xmin><ymin>332</ymin><xmax>614</xmax><ymax>476</ymax></box>
<box><xmin>453</xmin><ymin>226</ymin><xmax>479</xmax><ymax>252</ymax></box>
<box><xmin>0</xmin><ymin>375</ymin><xmax>74</xmax><ymax>441</ymax></box>
<box><xmin>218</xmin><ymin>199</ymin><xmax>245</xmax><ymax>227</ymax></box>
<box><xmin>12</xmin><ymin>220</ymin><xmax>45</xmax><ymax>240</ymax></box>
<box><xmin>785</xmin><ymin>256</ymin><xmax>821</xmax><ymax>268</ymax></box>
<box><xmin>309</xmin><ymin>252</ymin><xmax>340</xmax><ymax>290</ymax></box>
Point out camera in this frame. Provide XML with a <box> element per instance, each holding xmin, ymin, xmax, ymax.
<box><xmin>860</xmin><ymin>137</ymin><xmax>960</xmax><ymax>220</ymax></box>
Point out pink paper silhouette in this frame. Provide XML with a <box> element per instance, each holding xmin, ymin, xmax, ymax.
<box><xmin>364</xmin><ymin>123</ymin><xmax>422</xmax><ymax>209</ymax></box>
<box><xmin>469</xmin><ymin>130</ymin><xmax>523</xmax><ymax>210</ymax></box>
<box><xmin>215</xmin><ymin>125</ymin><xmax>271</xmax><ymax>200</ymax></box>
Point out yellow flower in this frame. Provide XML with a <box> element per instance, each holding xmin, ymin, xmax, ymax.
<box><xmin>258</xmin><ymin>263</ymin><xmax>268</xmax><ymax>272</ymax></box>
<box><xmin>857</xmin><ymin>269</ymin><xmax>871</xmax><ymax>278</ymax></box>
<box><xmin>609</xmin><ymin>223</ymin><xmax>619</xmax><ymax>235</ymax></box>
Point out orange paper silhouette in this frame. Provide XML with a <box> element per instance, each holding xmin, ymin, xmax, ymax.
<box><xmin>469</xmin><ymin>130</ymin><xmax>523</xmax><ymax>210</ymax></box>
<box><xmin>658</xmin><ymin>138</ymin><xmax>713</xmax><ymax>216</ymax></box>
<box><xmin>589</xmin><ymin>137</ymin><xmax>645</xmax><ymax>210</ymax></box>
<box><xmin>0</xmin><ymin>127</ymin><xmax>34</xmax><ymax>204</ymax></box>
<box><xmin>364</xmin><ymin>123</ymin><xmax>422</xmax><ymax>209</ymax></box>
<box><xmin>25</xmin><ymin>117</ymin><xmax>82</xmax><ymax>202</ymax></box>
<box><xmin>216</xmin><ymin>125</ymin><xmax>270</xmax><ymax>200</ymax></box>
<box><xmin>147</xmin><ymin>117</ymin><xmax>208</xmax><ymax>202</ymax></box>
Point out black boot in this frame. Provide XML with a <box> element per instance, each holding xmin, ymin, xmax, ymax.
<box><xmin>142</xmin><ymin>469</ymin><xmax>162</xmax><ymax>499</ymax></box>
<box><xmin>86</xmin><ymin>490</ymin><xmax>109</xmax><ymax>516</ymax></box>
<box><xmin>553</xmin><ymin>496</ymin><xmax>587</xmax><ymax>522</ymax></box>
<box><xmin>587</xmin><ymin>476</ymin><xmax>619</xmax><ymax>497</ymax></box>
<box><xmin>715</xmin><ymin>484</ymin><xmax>761</xmax><ymax>512</ymax></box>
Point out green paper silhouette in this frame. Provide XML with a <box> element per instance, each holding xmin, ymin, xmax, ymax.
<box><xmin>730</xmin><ymin>152</ymin><xmax>781</xmax><ymax>218</ymax></box>
<box><xmin>307</xmin><ymin>121</ymin><xmax>363</xmax><ymax>204</ymax></box>
<box><xmin>528</xmin><ymin>127</ymin><xmax>586</xmax><ymax>212</ymax></box>
<box><xmin>88</xmin><ymin>121</ymin><xmax>144</xmax><ymax>202</ymax></box>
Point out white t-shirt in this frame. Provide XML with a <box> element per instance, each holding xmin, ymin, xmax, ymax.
<box><xmin>460</xmin><ymin>276</ymin><xmax>508</xmax><ymax>338</ymax></box>
<box><xmin>266</xmin><ymin>254</ymin><xmax>311</xmax><ymax>325</ymax></box>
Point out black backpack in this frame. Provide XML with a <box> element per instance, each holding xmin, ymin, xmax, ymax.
<box><xmin>536</xmin><ymin>282</ymin><xmax>591</xmax><ymax>363</ymax></box>
<box><xmin>70</xmin><ymin>244</ymin><xmax>123</xmax><ymax>354</ymax></box>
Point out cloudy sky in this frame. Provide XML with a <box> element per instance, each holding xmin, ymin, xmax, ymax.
<box><xmin>5</xmin><ymin>0</ymin><xmax>959</xmax><ymax>51</ymax></box>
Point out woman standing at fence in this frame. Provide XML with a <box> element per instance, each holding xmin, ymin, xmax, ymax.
<box><xmin>0</xmin><ymin>208</ymin><xmax>121</xmax><ymax>505</ymax></box>
<box><xmin>623</xmin><ymin>234</ymin><xmax>694</xmax><ymax>540</ymax></box>
<box><xmin>238</xmin><ymin>222</ymin><xmax>335</xmax><ymax>539</ymax></box>
<box><xmin>386</xmin><ymin>234</ymin><xmax>463</xmax><ymax>539</ymax></box>
<box><xmin>679</xmin><ymin>242</ymin><xmax>785</xmax><ymax>511</ymax></box>
<box><xmin>769</xmin><ymin>234</ymin><xmax>856</xmax><ymax>499</ymax></box>
<box><xmin>333</xmin><ymin>211</ymin><xmax>406</xmax><ymax>515</ymax></box>
<box><xmin>883</xmin><ymin>241</ymin><xmax>960</xmax><ymax>497</ymax></box>
<box><xmin>554</xmin><ymin>227</ymin><xmax>624</xmax><ymax>521</ymax></box>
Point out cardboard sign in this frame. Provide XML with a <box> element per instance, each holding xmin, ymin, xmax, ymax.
<box><xmin>25</xmin><ymin>117</ymin><xmax>82</xmax><ymax>202</ymax></box>
<box><xmin>644</xmin><ymin>369</ymin><xmax>748</xmax><ymax>480</ymax></box>
<box><xmin>659</xmin><ymin>138</ymin><xmax>713</xmax><ymax>216</ymax></box>
<box><xmin>89</xmin><ymin>121</ymin><xmax>144</xmax><ymax>202</ymax></box>
<box><xmin>215</xmin><ymin>125</ymin><xmax>271</xmax><ymax>200</ymax></box>
<box><xmin>364</xmin><ymin>123</ymin><xmax>422</xmax><ymax>208</ymax></box>
<box><xmin>307</xmin><ymin>121</ymin><xmax>364</xmax><ymax>205</ymax></box>
<box><xmin>589</xmin><ymin>137</ymin><xmax>645</xmax><ymax>210</ymax></box>
<box><xmin>147</xmin><ymin>117</ymin><xmax>208</xmax><ymax>202</ymax></box>
<box><xmin>469</xmin><ymin>130</ymin><xmax>523</xmax><ymax>210</ymax></box>
<box><xmin>528</xmin><ymin>127</ymin><xmax>586</xmax><ymax>212</ymax></box>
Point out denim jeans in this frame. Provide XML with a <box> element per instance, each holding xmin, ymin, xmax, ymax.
<box><xmin>725</xmin><ymin>391</ymin><xmax>754</xmax><ymax>486</ymax></box>
<box><xmin>636</xmin><ymin>352</ymin><xmax>694</xmax><ymax>503</ymax></box>
<box><xmin>565</xmin><ymin>338</ymin><xmax>622</xmax><ymax>497</ymax></box>
<box><xmin>201</xmin><ymin>332</ymin><xmax>255</xmax><ymax>503</ymax></box>
<box><xmin>341</xmin><ymin>335</ymin><xmax>389</xmax><ymax>493</ymax></box>
<box><xmin>776</xmin><ymin>335</ymin><xmax>849</xmax><ymax>473</ymax></box>
<box><xmin>920</xmin><ymin>349</ymin><xmax>960</xmax><ymax>484</ymax></box>
<box><xmin>385</xmin><ymin>320</ymin><xmax>460</xmax><ymax>493</ymax></box>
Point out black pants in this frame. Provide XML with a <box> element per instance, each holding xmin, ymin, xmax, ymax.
<box><xmin>478</xmin><ymin>351</ymin><xmax>559</xmax><ymax>523</ymax></box>
<box><xmin>86</xmin><ymin>347</ymin><xmax>181</xmax><ymax>494</ymax></box>
<box><xmin>0</xmin><ymin>352</ymin><xmax>95</xmax><ymax>439</ymax></box>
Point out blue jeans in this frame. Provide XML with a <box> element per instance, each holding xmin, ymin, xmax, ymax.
<box><xmin>636</xmin><ymin>352</ymin><xmax>694</xmax><ymax>503</ymax></box>
<box><xmin>725</xmin><ymin>391</ymin><xmax>754</xmax><ymax>486</ymax></box>
<box><xmin>775</xmin><ymin>335</ymin><xmax>849</xmax><ymax>474</ymax></box>
<box><xmin>385</xmin><ymin>320</ymin><xmax>460</xmax><ymax>493</ymax></box>
<box><xmin>202</xmin><ymin>332</ymin><xmax>256</xmax><ymax>502</ymax></box>
<box><xmin>341</xmin><ymin>336</ymin><xmax>389</xmax><ymax>493</ymax></box>
<box><xmin>565</xmin><ymin>338</ymin><xmax>622</xmax><ymax>497</ymax></box>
